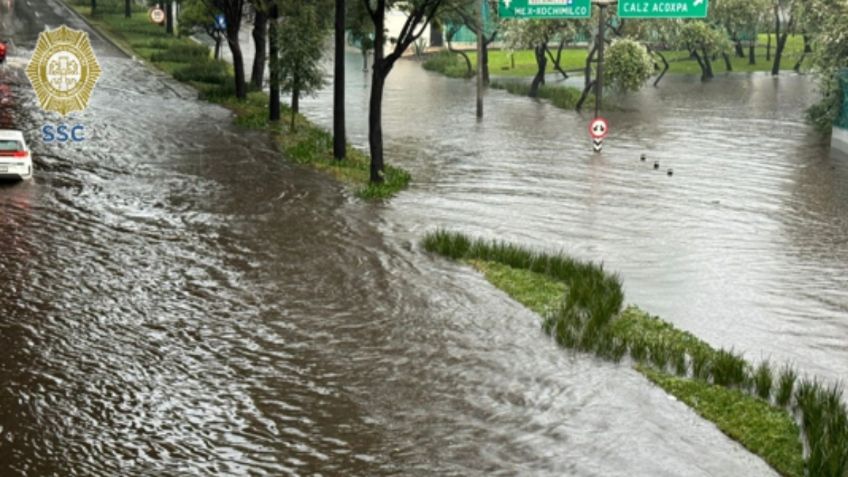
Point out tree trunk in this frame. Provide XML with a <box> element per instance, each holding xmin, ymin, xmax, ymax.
<box><xmin>701</xmin><ymin>47</ymin><xmax>714</xmax><ymax>79</ymax></box>
<box><xmin>481</xmin><ymin>38</ymin><xmax>490</xmax><ymax>85</ymax></box>
<box><xmin>546</xmin><ymin>39</ymin><xmax>569</xmax><ymax>80</ymax></box>
<box><xmin>91</xmin><ymin>0</ymin><xmax>96</xmax><ymax>15</ymax></box>
<box><xmin>766</xmin><ymin>33</ymin><xmax>771</xmax><ymax>61</ymax></box>
<box><xmin>585</xmin><ymin>44</ymin><xmax>597</xmax><ymax>89</ymax></box>
<box><xmin>362</xmin><ymin>50</ymin><xmax>368</xmax><ymax>71</ymax></box>
<box><xmin>166</xmin><ymin>1</ymin><xmax>173</xmax><ymax>35</ymax></box>
<box><xmin>430</xmin><ymin>23</ymin><xmax>444</xmax><ymax>47</ymax></box>
<box><xmin>291</xmin><ymin>84</ymin><xmax>299</xmax><ymax>131</ymax></box>
<box><xmin>446</xmin><ymin>35</ymin><xmax>472</xmax><ymax>77</ymax></box>
<box><xmin>722</xmin><ymin>52</ymin><xmax>732</xmax><ymax>72</ymax></box>
<box><xmin>749</xmin><ymin>42</ymin><xmax>755</xmax><ymax>65</ymax></box>
<box><xmin>575</xmin><ymin>79</ymin><xmax>595</xmax><ymax>112</ymax></box>
<box><xmin>691</xmin><ymin>50</ymin><xmax>707</xmax><ymax>80</ymax></box>
<box><xmin>653</xmin><ymin>50</ymin><xmax>669</xmax><ymax>87</ymax></box>
<box><xmin>269</xmin><ymin>5</ymin><xmax>280</xmax><ymax>122</ymax></box>
<box><xmin>251</xmin><ymin>10</ymin><xmax>267</xmax><ymax>90</ymax></box>
<box><xmin>793</xmin><ymin>35</ymin><xmax>811</xmax><ymax>72</ymax></box>
<box><xmin>228</xmin><ymin>34</ymin><xmax>247</xmax><ymax>100</ymax></box>
<box><xmin>368</xmin><ymin>0</ymin><xmax>387</xmax><ymax>185</ymax></box>
<box><xmin>368</xmin><ymin>69</ymin><xmax>386</xmax><ymax>183</ymax></box>
<box><xmin>734</xmin><ymin>40</ymin><xmax>744</xmax><ymax>58</ymax></box>
<box><xmin>772</xmin><ymin>33</ymin><xmax>788</xmax><ymax>75</ymax></box>
<box><xmin>529</xmin><ymin>43</ymin><xmax>547</xmax><ymax>98</ymax></box>
<box><xmin>124</xmin><ymin>0</ymin><xmax>131</xmax><ymax>18</ymax></box>
<box><xmin>334</xmin><ymin>0</ymin><xmax>346</xmax><ymax>160</ymax></box>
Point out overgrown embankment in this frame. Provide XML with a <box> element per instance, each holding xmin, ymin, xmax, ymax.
<box><xmin>423</xmin><ymin>230</ymin><xmax>848</xmax><ymax>477</ymax></box>
<box><xmin>70</xmin><ymin>3</ymin><xmax>409</xmax><ymax>199</ymax></box>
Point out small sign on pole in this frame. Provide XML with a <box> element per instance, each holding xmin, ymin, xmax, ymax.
<box><xmin>498</xmin><ymin>0</ymin><xmax>592</xmax><ymax>19</ymax></box>
<box><xmin>618</xmin><ymin>0</ymin><xmax>708</xmax><ymax>19</ymax></box>
<box><xmin>149</xmin><ymin>5</ymin><xmax>166</xmax><ymax>24</ymax></box>
<box><xmin>589</xmin><ymin>117</ymin><xmax>609</xmax><ymax>152</ymax></box>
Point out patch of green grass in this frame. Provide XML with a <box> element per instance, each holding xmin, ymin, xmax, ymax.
<box><xmin>490</xmin><ymin>80</ymin><xmax>597</xmax><ymax>111</ymax></box>
<box><xmin>776</xmin><ymin>366</ymin><xmax>798</xmax><ymax>408</ymax></box>
<box><xmin>467</xmin><ymin>260</ymin><xmax>566</xmax><ymax>316</ymax></box>
<box><xmin>422</xmin><ymin>51</ymin><xmax>474</xmax><ymax>79</ymax></box>
<box><xmin>794</xmin><ymin>380</ymin><xmax>848</xmax><ymax>477</ymax></box>
<box><xmin>74</xmin><ymin>7</ymin><xmax>410</xmax><ymax>200</ymax></box>
<box><xmin>422</xmin><ymin>230</ymin><xmax>848</xmax><ymax>477</ymax></box>
<box><xmin>754</xmin><ymin>361</ymin><xmax>774</xmax><ymax>401</ymax></box>
<box><xmin>641</xmin><ymin>366</ymin><xmax>805</xmax><ymax>477</ymax></box>
<box><xmin>425</xmin><ymin>36</ymin><xmax>808</xmax><ymax>81</ymax></box>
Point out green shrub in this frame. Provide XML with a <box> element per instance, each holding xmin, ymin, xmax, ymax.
<box><xmin>422</xmin><ymin>51</ymin><xmax>474</xmax><ymax>79</ymax></box>
<box><xmin>776</xmin><ymin>366</ymin><xmax>798</xmax><ymax>407</ymax></box>
<box><xmin>753</xmin><ymin>361</ymin><xmax>773</xmax><ymax>401</ymax></box>
<box><xmin>174</xmin><ymin>61</ymin><xmax>230</xmax><ymax>84</ymax></box>
<box><xmin>151</xmin><ymin>43</ymin><xmax>210</xmax><ymax>63</ymax></box>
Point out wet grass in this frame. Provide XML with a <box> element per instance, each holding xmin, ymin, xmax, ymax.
<box><xmin>73</xmin><ymin>6</ymin><xmax>410</xmax><ymax>200</ymax></box>
<box><xmin>777</xmin><ymin>366</ymin><xmax>799</xmax><ymax>408</ymax></box>
<box><xmin>422</xmin><ymin>51</ymin><xmax>474</xmax><ymax>79</ymax></box>
<box><xmin>425</xmin><ymin>36</ymin><xmax>807</xmax><ymax>80</ymax></box>
<box><xmin>422</xmin><ymin>230</ymin><xmax>848</xmax><ymax>477</ymax></box>
<box><xmin>490</xmin><ymin>81</ymin><xmax>594</xmax><ymax>111</ymax></box>
<box><xmin>641</xmin><ymin>366</ymin><xmax>805</xmax><ymax>477</ymax></box>
<box><xmin>212</xmin><ymin>92</ymin><xmax>409</xmax><ymax>200</ymax></box>
<box><xmin>754</xmin><ymin>361</ymin><xmax>774</xmax><ymax>401</ymax></box>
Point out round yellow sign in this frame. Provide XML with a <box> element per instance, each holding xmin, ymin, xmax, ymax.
<box><xmin>25</xmin><ymin>25</ymin><xmax>101</xmax><ymax>116</ymax></box>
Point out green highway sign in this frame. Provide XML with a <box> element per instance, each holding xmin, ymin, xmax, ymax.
<box><xmin>618</xmin><ymin>0</ymin><xmax>709</xmax><ymax>18</ymax></box>
<box><xmin>498</xmin><ymin>0</ymin><xmax>591</xmax><ymax>19</ymax></box>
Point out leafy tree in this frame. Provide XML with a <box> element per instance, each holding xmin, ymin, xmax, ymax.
<box><xmin>207</xmin><ymin>0</ymin><xmax>249</xmax><ymax>99</ymax></box>
<box><xmin>712</xmin><ymin>0</ymin><xmax>768</xmax><ymax>66</ymax></box>
<box><xmin>348</xmin><ymin>0</ymin><xmax>375</xmax><ymax>71</ymax></box>
<box><xmin>363</xmin><ymin>0</ymin><xmax>446</xmax><ymax>184</ymax></box>
<box><xmin>180</xmin><ymin>0</ymin><xmax>225</xmax><ymax>59</ymax></box>
<box><xmin>604</xmin><ymin>38</ymin><xmax>654</xmax><ymax>93</ymax></box>
<box><xmin>676</xmin><ymin>21</ymin><xmax>731</xmax><ymax>80</ymax></box>
<box><xmin>808</xmin><ymin>1</ymin><xmax>848</xmax><ymax>133</ymax></box>
<box><xmin>276</xmin><ymin>2</ymin><xmax>329</xmax><ymax>130</ymax></box>
<box><xmin>502</xmin><ymin>18</ymin><xmax>577</xmax><ymax>97</ymax></box>
<box><xmin>770</xmin><ymin>0</ymin><xmax>797</xmax><ymax>75</ymax></box>
<box><xmin>438</xmin><ymin>0</ymin><xmax>500</xmax><ymax>84</ymax></box>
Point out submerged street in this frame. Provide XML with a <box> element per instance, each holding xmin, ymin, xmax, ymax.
<box><xmin>0</xmin><ymin>1</ymin><xmax>846</xmax><ymax>476</ymax></box>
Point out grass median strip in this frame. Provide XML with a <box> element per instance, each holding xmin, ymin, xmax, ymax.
<box><xmin>70</xmin><ymin>4</ymin><xmax>409</xmax><ymax>200</ymax></box>
<box><xmin>423</xmin><ymin>230</ymin><xmax>847</xmax><ymax>477</ymax></box>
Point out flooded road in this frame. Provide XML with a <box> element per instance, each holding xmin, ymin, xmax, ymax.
<box><xmin>300</xmin><ymin>56</ymin><xmax>848</xmax><ymax>386</ymax></box>
<box><xmin>0</xmin><ymin>2</ymin><xmax>844</xmax><ymax>476</ymax></box>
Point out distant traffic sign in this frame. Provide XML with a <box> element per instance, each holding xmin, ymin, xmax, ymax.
<box><xmin>618</xmin><ymin>0</ymin><xmax>708</xmax><ymax>18</ymax></box>
<box><xmin>149</xmin><ymin>6</ymin><xmax>165</xmax><ymax>24</ymax></box>
<box><xmin>498</xmin><ymin>0</ymin><xmax>591</xmax><ymax>19</ymax></box>
<box><xmin>214</xmin><ymin>14</ymin><xmax>227</xmax><ymax>31</ymax></box>
<box><xmin>589</xmin><ymin>117</ymin><xmax>609</xmax><ymax>139</ymax></box>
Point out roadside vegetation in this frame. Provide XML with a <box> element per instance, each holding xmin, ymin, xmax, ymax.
<box><xmin>423</xmin><ymin>34</ymin><xmax>807</xmax><ymax>79</ymax></box>
<box><xmin>422</xmin><ymin>230</ymin><xmax>848</xmax><ymax>477</ymax></box>
<box><xmin>71</xmin><ymin>0</ymin><xmax>410</xmax><ymax>199</ymax></box>
<box><xmin>489</xmin><ymin>81</ymin><xmax>594</xmax><ymax>111</ymax></box>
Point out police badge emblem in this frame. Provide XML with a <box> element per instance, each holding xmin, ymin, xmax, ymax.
<box><xmin>26</xmin><ymin>25</ymin><xmax>102</xmax><ymax>116</ymax></box>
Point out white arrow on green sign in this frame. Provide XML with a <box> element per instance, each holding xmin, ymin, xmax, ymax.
<box><xmin>498</xmin><ymin>0</ymin><xmax>592</xmax><ymax>19</ymax></box>
<box><xmin>618</xmin><ymin>0</ymin><xmax>709</xmax><ymax>18</ymax></box>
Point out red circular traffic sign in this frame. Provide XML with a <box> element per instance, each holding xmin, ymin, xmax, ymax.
<box><xmin>589</xmin><ymin>117</ymin><xmax>610</xmax><ymax>139</ymax></box>
<box><xmin>149</xmin><ymin>7</ymin><xmax>165</xmax><ymax>24</ymax></box>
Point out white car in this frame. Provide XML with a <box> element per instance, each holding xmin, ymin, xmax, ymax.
<box><xmin>0</xmin><ymin>130</ymin><xmax>32</xmax><ymax>181</ymax></box>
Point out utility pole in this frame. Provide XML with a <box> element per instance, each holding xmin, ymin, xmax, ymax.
<box><xmin>594</xmin><ymin>1</ymin><xmax>607</xmax><ymax>119</ymax></box>
<box><xmin>476</xmin><ymin>0</ymin><xmax>484</xmax><ymax>119</ymax></box>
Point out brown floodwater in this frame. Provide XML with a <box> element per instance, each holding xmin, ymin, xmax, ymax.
<box><xmin>0</xmin><ymin>2</ymin><xmax>845</xmax><ymax>476</ymax></box>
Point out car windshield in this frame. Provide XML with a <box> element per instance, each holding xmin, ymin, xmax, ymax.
<box><xmin>0</xmin><ymin>140</ymin><xmax>22</xmax><ymax>151</ymax></box>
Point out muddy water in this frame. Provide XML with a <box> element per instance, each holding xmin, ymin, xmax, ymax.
<box><xmin>300</xmin><ymin>55</ymin><xmax>848</xmax><ymax>386</ymax></box>
<box><xmin>0</xmin><ymin>4</ymin><xmax>841</xmax><ymax>476</ymax></box>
